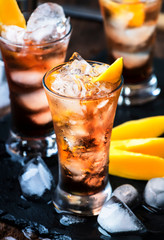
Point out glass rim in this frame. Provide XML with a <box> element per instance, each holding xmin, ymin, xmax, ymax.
<box><xmin>0</xmin><ymin>23</ymin><xmax>72</xmax><ymax>48</ymax></box>
<box><xmin>43</xmin><ymin>60</ymin><xmax>124</xmax><ymax>101</ymax></box>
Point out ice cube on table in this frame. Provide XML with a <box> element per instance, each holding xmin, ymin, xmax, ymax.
<box><xmin>19</xmin><ymin>156</ymin><xmax>54</xmax><ymax>199</ymax></box>
<box><xmin>97</xmin><ymin>196</ymin><xmax>146</xmax><ymax>234</ymax></box>
<box><xmin>112</xmin><ymin>184</ymin><xmax>141</xmax><ymax>209</ymax></box>
<box><xmin>25</xmin><ymin>3</ymin><xmax>70</xmax><ymax>44</ymax></box>
<box><xmin>144</xmin><ymin>178</ymin><xmax>164</xmax><ymax>210</ymax></box>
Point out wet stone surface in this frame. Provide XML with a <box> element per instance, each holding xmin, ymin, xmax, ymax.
<box><xmin>1</xmin><ymin>147</ymin><xmax>164</xmax><ymax>240</ymax></box>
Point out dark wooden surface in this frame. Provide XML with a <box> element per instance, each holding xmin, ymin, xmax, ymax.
<box><xmin>0</xmin><ymin>0</ymin><xmax>164</xmax><ymax>239</ymax></box>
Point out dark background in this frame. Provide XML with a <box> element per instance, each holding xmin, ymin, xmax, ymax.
<box><xmin>0</xmin><ymin>0</ymin><xmax>164</xmax><ymax>239</ymax></box>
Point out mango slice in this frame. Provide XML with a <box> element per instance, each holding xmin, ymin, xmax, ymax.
<box><xmin>111</xmin><ymin>116</ymin><xmax>164</xmax><ymax>140</ymax></box>
<box><xmin>91</xmin><ymin>57</ymin><xmax>123</xmax><ymax>84</ymax></box>
<box><xmin>107</xmin><ymin>0</ymin><xmax>145</xmax><ymax>28</ymax></box>
<box><xmin>109</xmin><ymin>148</ymin><xmax>164</xmax><ymax>180</ymax></box>
<box><xmin>0</xmin><ymin>0</ymin><xmax>26</xmax><ymax>28</ymax></box>
<box><xmin>111</xmin><ymin>138</ymin><xmax>164</xmax><ymax>158</ymax></box>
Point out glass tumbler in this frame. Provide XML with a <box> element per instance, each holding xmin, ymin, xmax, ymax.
<box><xmin>0</xmin><ymin>25</ymin><xmax>72</xmax><ymax>159</ymax></box>
<box><xmin>43</xmin><ymin>61</ymin><xmax>123</xmax><ymax>216</ymax></box>
<box><xmin>99</xmin><ymin>0</ymin><xmax>162</xmax><ymax>105</ymax></box>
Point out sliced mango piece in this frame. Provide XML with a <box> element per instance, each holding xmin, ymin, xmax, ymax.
<box><xmin>109</xmin><ymin>148</ymin><xmax>164</xmax><ymax>180</ymax></box>
<box><xmin>91</xmin><ymin>57</ymin><xmax>123</xmax><ymax>84</ymax></box>
<box><xmin>111</xmin><ymin>138</ymin><xmax>164</xmax><ymax>158</ymax></box>
<box><xmin>111</xmin><ymin>116</ymin><xmax>164</xmax><ymax>140</ymax></box>
<box><xmin>0</xmin><ymin>0</ymin><xmax>26</xmax><ymax>28</ymax></box>
<box><xmin>106</xmin><ymin>0</ymin><xmax>145</xmax><ymax>28</ymax></box>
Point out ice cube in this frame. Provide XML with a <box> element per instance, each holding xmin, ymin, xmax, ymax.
<box><xmin>51</xmin><ymin>74</ymin><xmax>85</xmax><ymax>98</ymax></box>
<box><xmin>17</xmin><ymin>88</ymin><xmax>49</xmax><ymax>112</ymax></box>
<box><xmin>50</xmin><ymin>53</ymin><xmax>92</xmax><ymax>97</ymax></box>
<box><xmin>19</xmin><ymin>156</ymin><xmax>54</xmax><ymax>199</ymax></box>
<box><xmin>27</xmin><ymin>3</ymin><xmax>65</xmax><ymax>31</ymax></box>
<box><xmin>60</xmin><ymin>214</ymin><xmax>85</xmax><ymax>226</ymax></box>
<box><xmin>112</xmin><ymin>184</ymin><xmax>141</xmax><ymax>209</ymax></box>
<box><xmin>25</xmin><ymin>3</ymin><xmax>70</xmax><ymax>44</ymax></box>
<box><xmin>110</xmin><ymin>12</ymin><xmax>134</xmax><ymax>29</ymax></box>
<box><xmin>30</xmin><ymin>108</ymin><xmax>52</xmax><ymax>125</ymax></box>
<box><xmin>97</xmin><ymin>196</ymin><xmax>146</xmax><ymax>234</ymax></box>
<box><xmin>10</xmin><ymin>70</ymin><xmax>44</xmax><ymax>88</ymax></box>
<box><xmin>144</xmin><ymin>178</ymin><xmax>164</xmax><ymax>210</ymax></box>
<box><xmin>3</xmin><ymin>237</ymin><xmax>17</xmax><ymax>240</ymax></box>
<box><xmin>112</xmin><ymin>50</ymin><xmax>149</xmax><ymax>69</ymax></box>
<box><xmin>69</xmin><ymin>52</ymin><xmax>93</xmax><ymax>74</ymax></box>
<box><xmin>107</xmin><ymin>25</ymin><xmax>155</xmax><ymax>47</ymax></box>
<box><xmin>1</xmin><ymin>25</ymin><xmax>25</xmax><ymax>45</ymax></box>
<box><xmin>64</xmin><ymin>161</ymin><xmax>86</xmax><ymax>182</ymax></box>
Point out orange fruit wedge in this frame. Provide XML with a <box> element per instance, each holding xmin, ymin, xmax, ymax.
<box><xmin>108</xmin><ymin>0</ymin><xmax>145</xmax><ymax>28</ymax></box>
<box><xmin>0</xmin><ymin>0</ymin><xmax>26</xmax><ymax>28</ymax></box>
<box><xmin>91</xmin><ymin>57</ymin><xmax>123</xmax><ymax>84</ymax></box>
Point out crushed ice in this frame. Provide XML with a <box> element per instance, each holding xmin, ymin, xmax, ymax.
<box><xmin>60</xmin><ymin>214</ymin><xmax>85</xmax><ymax>226</ymax></box>
<box><xmin>50</xmin><ymin>52</ymin><xmax>109</xmax><ymax>98</ymax></box>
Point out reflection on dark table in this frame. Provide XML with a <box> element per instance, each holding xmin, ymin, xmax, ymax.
<box><xmin>0</xmin><ymin>0</ymin><xmax>164</xmax><ymax>239</ymax></box>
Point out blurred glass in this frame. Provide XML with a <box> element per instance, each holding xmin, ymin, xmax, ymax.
<box><xmin>99</xmin><ymin>0</ymin><xmax>162</xmax><ymax>106</ymax></box>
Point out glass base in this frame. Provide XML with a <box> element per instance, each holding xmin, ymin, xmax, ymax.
<box><xmin>118</xmin><ymin>74</ymin><xmax>161</xmax><ymax>106</ymax></box>
<box><xmin>53</xmin><ymin>182</ymin><xmax>112</xmax><ymax>216</ymax></box>
<box><xmin>6</xmin><ymin>130</ymin><xmax>58</xmax><ymax>161</ymax></box>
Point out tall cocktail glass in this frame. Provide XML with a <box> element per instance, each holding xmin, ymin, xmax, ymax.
<box><xmin>0</xmin><ymin>24</ymin><xmax>72</xmax><ymax>159</ymax></box>
<box><xmin>99</xmin><ymin>0</ymin><xmax>162</xmax><ymax>105</ymax></box>
<box><xmin>43</xmin><ymin>55</ymin><xmax>123</xmax><ymax>215</ymax></box>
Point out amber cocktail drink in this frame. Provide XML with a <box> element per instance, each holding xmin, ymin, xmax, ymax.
<box><xmin>43</xmin><ymin>53</ymin><xmax>123</xmax><ymax>215</ymax></box>
<box><xmin>0</xmin><ymin>3</ymin><xmax>71</xmax><ymax>158</ymax></box>
<box><xmin>99</xmin><ymin>0</ymin><xmax>162</xmax><ymax>105</ymax></box>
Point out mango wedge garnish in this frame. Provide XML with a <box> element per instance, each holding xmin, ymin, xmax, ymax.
<box><xmin>109</xmin><ymin>147</ymin><xmax>164</xmax><ymax>180</ymax></box>
<box><xmin>0</xmin><ymin>0</ymin><xmax>26</xmax><ymax>28</ymax></box>
<box><xmin>111</xmin><ymin>138</ymin><xmax>164</xmax><ymax>159</ymax></box>
<box><xmin>107</xmin><ymin>0</ymin><xmax>145</xmax><ymax>28</ymax></box>
<box><xmin>91</xmin><ymin>57</ymin><xmax>123</xmax><ymax>84</ymax></box>
<box><xmin>109</xmin><ymin>116</ymin><xmax>164</xmax><ymax>180</ymax></box>
<box><xmin>111</xmin><ymin>116</ymin><xmax>164</xmax><ymax>140</ymax></box>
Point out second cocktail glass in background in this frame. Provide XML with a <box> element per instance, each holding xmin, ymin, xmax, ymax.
<box><xmin>99</xmin><ymin>0</ymin><xmax>162</xmax><ymax>105</ymax></box>
<box><xmin>0</xmin><ymin>3</ymin><xmax>72</xmax><ymax>159</ymax></box>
